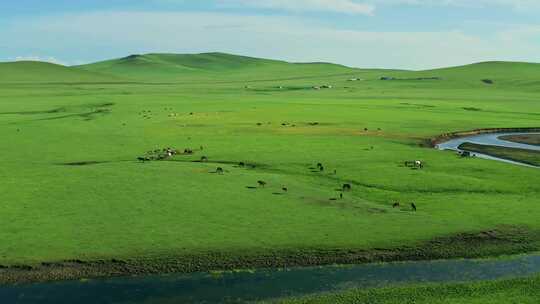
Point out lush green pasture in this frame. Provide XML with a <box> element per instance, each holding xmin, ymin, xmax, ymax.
<box><xmin>459</xmin><ymin>143</ymin><xmax>540</xmax><ymax>166</ymax></box>
<box><xmin>271</xmin><ymin>275</ymin><xmax>540</xmax><ymax>304</ymax></box>
<box><xmin>0</xmin><ymin>54</ymin><xmax>539</xmax><ymax>268</ymax></box>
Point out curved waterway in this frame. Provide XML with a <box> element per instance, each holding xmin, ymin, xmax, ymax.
<box><xmin>436</xmin><ymin>132</ymin><xmax>540</xmax><ymax>168</ymax></box>
<box><xmin>1</xmin><ymin>253</ymin><xmax>540</xmax><ymax>304</ymax></box>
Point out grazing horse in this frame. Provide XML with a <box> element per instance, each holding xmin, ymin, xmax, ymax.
<box><xmin>393</xmin><ymin>202</ymin><xmax>400</xmax><ymax>208</ymax></box>
<box><xmin>343</xmin><ymin>184</ymin><xmax>352</xmax><ymax>191</ymax></box>
<box><xmin>411</xmin><ymin>203</ymin><xmax>417</xmax><ymax>212</ymax></box>
<box><xmin>257</xmin><ymin>180</ymin><xmax>267</xmax><ymax>188</ymax></box>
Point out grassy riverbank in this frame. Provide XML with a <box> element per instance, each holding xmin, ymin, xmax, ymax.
<box><xmin>1</xmin><ymin>54</ymin><xmax>540</xmax><ymax>283</ymax></box>
<box><xmin>271</xmin><ymin>274</ymin><xmax>540</xmax><ymax>304</ymax></box>
<box><xmin>500</xmin><ymin>134</ymin><xmax>540</xmax><ymax>146</ymax></box>
<box><xmin>459</xmin><ymin>143</ymin><xmax>540</xmax><ymax>166</ymax></box>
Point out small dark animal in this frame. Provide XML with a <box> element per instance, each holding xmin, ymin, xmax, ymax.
<box><xmin>319</xmin><ymin>166</ymin><xmax>324</xmax><ymax>172</ymax></box>
<box><xmin>482</xmin><ymin>79</ymin><xmax>494</xmax><ymax>85</ymax></box>
<box><xmin>216</xmin><ymin>167</ymin><xmax>224</xmax><ymax>174</ymax></box>
<box><xmin>393</xmin><ymin>202</ymin><xmax>400</xmax><ymax>208</ymax></box>
<box><xmin>364</xmin><ymin>128</ymin><xmax>368</xmax><ymax>131</ymax></box>
<box><xmin>201</xmin><ymin>156</ymin><xmax>208</xmax><ymax>162</ymax></box>
<box><xmin>239</xmin><ymin>162</ymin><xmax>246</xmax><ymax>167</ymax></box>
<box><xmin>333</xmin><ymin>169</ymin><xmax>337</xmax><ymax>175</ymax></box>
<box><xmin>257</xmin><ymin>180</ymin><xmax>267</xmax><ymax>187</ymax></box>
<box><xmin>282</xmin><ymin>187</ymin><xmax>288</xmax><ymax>192</ymax></box>
<box><xmin>317</xmin><ymin>163</ymin><xmax>323</xmax><ymax>168</ymax></box>
<box><xmin>340</xmin><ymin>193</ymin><xmax>343</xmax><ymax>199</ymax></box>
<box><xmin>343</xmin><ymin>184</ymin><xmax>352</xmax><ymax>191</ymax></box>
<box><xmin>411</xmin><ymin>203</ymin><xmax>417</xmax><ymax>212</ymax></box>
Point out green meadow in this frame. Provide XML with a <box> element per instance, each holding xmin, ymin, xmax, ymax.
<box><xmin>1</xmin><ymin>53</ymin><xmax>539</xmax><ymax>271</ymax></box>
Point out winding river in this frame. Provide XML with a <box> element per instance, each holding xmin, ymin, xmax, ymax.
<box><xmin>1</xmin><ymin>253</ymin><xmax>540</xmax><ymax>304</ymax></box>
<box><xmin>435</xmin><ymin>132</ymin><xmax>540</xmax><ymax>168</ymax></box>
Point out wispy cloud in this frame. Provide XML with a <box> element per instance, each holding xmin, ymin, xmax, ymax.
<box><xmin>372</xmin><ymin>0</ymin><xmax>540</xmax><ymax>10</ymax></box>
<box><xmin>2</xmin><ymin>11</ymin><xmax>539</xmax><ymax>69</ymax></box>
<box><xmin>219</xmin><ymin>0</ymin><xmax>375</xmax><ymax>15</ymax></box>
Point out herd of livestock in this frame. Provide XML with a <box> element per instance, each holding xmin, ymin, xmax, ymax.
<box><xmin>136</xmin><ymin>146</ymin><xmax>421</xmax><ymax>212</ymax></box>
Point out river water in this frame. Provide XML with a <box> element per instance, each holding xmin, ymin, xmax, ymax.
<box><xmin>435</xmin><ymin>132</ymin><xmax>540</xmax><ymax>168</ymax></box>
<box><xmin>1</xmin><ymin>253</ymin><xmax>539</xmax><ymax>304</ymax></box>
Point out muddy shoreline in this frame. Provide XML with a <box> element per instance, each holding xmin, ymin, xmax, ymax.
<box><xmin>1</xmin><ymin>226</ymin><xmax>538</xmax><ymax>285</ymax></box>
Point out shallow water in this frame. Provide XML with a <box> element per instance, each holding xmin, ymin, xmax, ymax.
<box><xmin>436</xmin><ymin>132</ymin><xmax>540</xmax><ymax>168</ymax></box>
<box><xmin>1</xmin><ymin>254</ymin><xmax>539</xmax><ymax>304</ymax></box>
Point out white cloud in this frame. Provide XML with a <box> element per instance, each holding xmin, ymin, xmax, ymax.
<box><xmin>219</xmin><ymin>0</ymin><xmax>375</xmax><ymax>15</ymax></box>
<box><xmin>371</xmin><ymin>0</ymin><xmax>540</xmax><ymax>10</ymax></box>
<box><xmin>1</xmin><ymin>11</ymin><xmax>539</xmax><ymax>69</ymax></box>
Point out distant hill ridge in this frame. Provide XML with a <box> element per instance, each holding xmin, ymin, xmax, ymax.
<box><xmin>1</xmin><ymin>52</ymin><xmax>539</xmax><ymax>84</ymax></box>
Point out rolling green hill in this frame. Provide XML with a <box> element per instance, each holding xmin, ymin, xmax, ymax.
<box><xmin>74</xmin><ymin>52</ymin><xmax>379</xmax><ymax>82</ymax></box>
<box><xmin>0</xmin><ymin>61</ymin><xmax>123</xmax><ymax>83</ymax></box>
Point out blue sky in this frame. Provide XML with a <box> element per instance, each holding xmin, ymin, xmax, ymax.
<box><xmin>1</xmin><ymin>0</ymin><xmax>540</xmax><ymax>69</ymax></box>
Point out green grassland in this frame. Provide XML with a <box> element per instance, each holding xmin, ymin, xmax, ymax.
<box><xmin>1</xmin><ymin>53</ymin><xmax>539</xmax><ymax>275</ymax></box>
<box><xmin>459</xmin><ymin>143</ymin><xmax>540</xmax><ymax>166</ymax></box>
<box><xmin>271</xmin><ymin>275</ymin><xmax>540</xmax><ymax>304</ymax></box>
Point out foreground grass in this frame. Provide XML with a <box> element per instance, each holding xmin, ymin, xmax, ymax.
<box><xmin>271</xmin><ymin>275</ymin><xmax>540</xmax><ymax>304</ymax></box>
<box><xmin>459</xmin><ymin>143</ymin><xmax>540</xmax><ymax>166</ymax></box>
<box><xmin>500</xmin><ymin>134</ymin><xmax>540</xmax><ymax>146</ymax></box>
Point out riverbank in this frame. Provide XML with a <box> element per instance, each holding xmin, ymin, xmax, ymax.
<box><xmin>459</xmin><ymin>143</ymin><xmax>540</xmax><ymax>167</ymax></box>
<box><xmin>500</xmin><ymin>134</ymin><xmax>540</xmax><ymax>146</ymax></box>
<box><xmin>1</xmin><ymin>226</ymin><xmax>538</xmax><ymax>285</ymax></box>
<box><xmin>271</xmin><ymin>274</ymin><xmax>540</xmax><ymax>304</ymax></box>
<box><xmin>428</xmin><ymin>127</ymin><xmax>540</xmax><ymax>147</ymax></box>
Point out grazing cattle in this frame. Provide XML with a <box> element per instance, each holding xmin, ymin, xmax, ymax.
<box><xmin>415</xmin><ymin>160</ymin><xmax>423</xmax><ymax>169</ymax></box>
<box><xmin>257</xmin><ymin>180</ymin><xmax>267</xmax><ymax>187</ymax></box>
<box><xmin>184</xmin><ymin>149</ymin><xmax>193</xmax><ymax>155</ymax></box>
<box><xmin>343</xmin><ymin>184</ymin><xmax>352</xmax><ymax>191</ymax></box>
<box><xmin>201</xmin><ymin>156</ymin><xmax>209</xmax><ymax>162</ymax></box>
<box><xmin>319</xmin><ymin>166</ymin><xmax>324</xmax><ymax>172</ymax></box>
<box><xmin>239</xmin><ymin>162</ymin><xmax>246</xmax><ymax>167</ymax></box>
<box><xmin>137</xmin><ymin>157</ymin><xmax>149</xmax><ymax>162</ymax></box>
<box><xmin>411</xmin><ymin>203</ymin><xmax>417</xmax><ymax>212</ymax></box>
<box><xmin>257</xmin><ymin>123</ymin><xmax>262</xmax><ymax>126</ymax></box>
<box><xmin>317</xmin><ymin>163</ymin><xmax>323</xmax><ymax>169</ymax></box>
<box><xmin>216</xmin><ymin>167</ymin><xmax>224</xmax><ymax>174</ymax></box>
<box><xmin>282</xmin><ymin>187</ymin><xmax>288</xmax><ymax>192</ymax></box>
<box><xmin>393</xmin><ymin>202</ymin><xmax>400</xmax><ymax>208</ymax></box>
<box><xmin>340</xmin><ymin>193</ymin><xmax>343</xmax><ymax>199</ymax></box>
<box><xmin>364</xmin><ymin>128</ymin><xmax>368</xmax><ymax>131</ymax></box>
<box><xmin>333</xmin><ymin>169</ymin><xmax>337</xmax><ymax>175</ymax></box>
